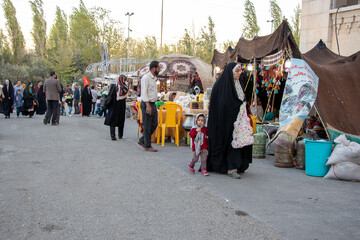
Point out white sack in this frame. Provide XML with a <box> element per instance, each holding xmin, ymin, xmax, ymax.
<box><xmin>324</xmin><ymin>162</ymin><xmax>360</xmax><ymax>181</ymax></box>
<box><xmin>326</xmin><ymin>134</ymin><xmax>360</xmax><ymax>166</ymax></box>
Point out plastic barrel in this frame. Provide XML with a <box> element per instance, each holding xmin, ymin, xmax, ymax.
<box><xmin>304</xmin><ymin>139</ymin><xmax>333</xmax><ymax>177</ymax></box>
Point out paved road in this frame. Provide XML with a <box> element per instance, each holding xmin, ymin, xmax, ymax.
<box><xmin>1</xmin><ymin>113</ymin><xmax>359</xmax><ymax>240</ymax></box>
<box><xmin>0</xmin><ymin>114</ymin><xmax>280</xmax><ymax>240</ymax></box>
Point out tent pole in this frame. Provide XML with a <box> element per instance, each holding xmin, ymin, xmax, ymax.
<box><xmin>253</xmin><ymin>58</ymin><xmax>258</xmax><ymax>118</ymax></box>
<box><xmin>314</xmin><ymin>105</ymin><xmax>331</xmax><ymax>140</ymax></box>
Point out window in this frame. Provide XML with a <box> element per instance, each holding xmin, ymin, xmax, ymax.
<box><xmin>331</xmin><ymin>0</ymin><xmax>360</xmax><ymax>9</ymax></box>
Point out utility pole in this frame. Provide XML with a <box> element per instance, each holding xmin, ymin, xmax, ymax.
<box><xmin>160</xmin><ymin>0</ymin><xmax>164</xmax><ymax>56</ymax></box>
<box><xmin>125</xmin><ymin>12</ymin><xmax>134</xmax><ymax>74</ymax></box>
<box><xmin>267</xmin><ymin>19</ymin><xmax>274</xmax><ymax>33</ymax></box>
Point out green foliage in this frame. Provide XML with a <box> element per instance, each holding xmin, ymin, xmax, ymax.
<box><xmin>222</xmin><ymin>40</ymin><xmax>236</xmax><ymax>52</ymax></box>
<box><xmin>69</xmin><ymin>0</ymin><xmax>101</xmax><ymax>73</ymax></box>
<box><xmin>196</xmin><ymin>16</ymin><xmax>216</xmax><ymax>64</ymax></box>
<box><xmin>46</xmin><ymin>6</ymin><xmax>76</xmax><ymax>85</ymax></box>
<box><xmin>177</xmin><ymin>28</ymin><xmax>196</xmax><ymax>57</ymax></box>
<box><xmin>242</xmin><ymin>0</ymin><xmax>260</xmax><ymax>40</ymax></box>
<box><xmin>270</xmin><ymin>0</ymin><xmax>283</xmax><ymax>31</ymax></box>
<box><xmin>291</xmin><ymin>4</ymin><xmax>301</xmax><ymax>46</ymax></box>
<box><xmin>29</xmin><ymin>0</ymin><xmax>47</xmax><ymax>58</ymax></box>
<box><xmin>0</xmin><ymin>28</ymin><xmax>12</xmax><ymax>63</ymax></box>
<box><xmin>2</xmin><ymin>0</ymin><xmax>26</xmax><ymax>64</ymax></box>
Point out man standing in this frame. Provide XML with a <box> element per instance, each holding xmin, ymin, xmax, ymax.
<box><xmin>73</xmin><ymin>84</ymin><xmax>80</xmax><ymax>114</ymax></box>
<box><xmin>90</xmin><ymin>86</ymin><xmax>97</xmax><ymax>115</ymax></box>
<box><xmin>138</xmin><ymin>61</ymin><xmax>160</xmax><ymax>152</ymax></box>
<box><xmin>43</xmin><ymin>71</ymin><xmax>61</xmax><ymax>125</ymax></box>
<box><xmin>13</xmin><ymin>81</ymin><xmax>23</xmax><ymax>97</ymax></box>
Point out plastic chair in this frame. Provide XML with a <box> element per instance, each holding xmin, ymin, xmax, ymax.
<box><xmin>136</xmin><ymin>101</ymin><xmax>141</xmax><ymax>138</ymax></box>
<box><xmin>157</xmin><ymin>102</ymin><xmax>182</xmax><ymax>147</ymax></box>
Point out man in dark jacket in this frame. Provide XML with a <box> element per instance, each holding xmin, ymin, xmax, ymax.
<box><xmin>73</xmin><ymin>84</ymin><xmax>80</xmax><ymax>114</ymax></box>
<box><xmin>43</xmin><ymin>71</ymin><xmax>61</xmax><ymax>125</ymax></box>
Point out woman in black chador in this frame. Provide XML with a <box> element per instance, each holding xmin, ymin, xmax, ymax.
<box><xmin>22</xmin><ymin>82</ymin><xmax>37</xmax><ymax>118</ymax></box>
<box><xmin>36</xmin><ymin>85</ymin><xmax>47</xmax><ymax>115</ymax></box>
<box><xmin>81</xmin><ymin>85</ymin><xmax>92</xmax><ymax>117</ymax></box>
<box><xmin>207</xmin><ymin>62</ymin><xmax>253</xmax><ymax>179</ymax></box>
<box><xmin>104</xmin><ymin>75</ymin><xmax>128</xmax><ymax>140</ymax></box>
<box><xmin>2</xmin><ymin>79</ymin><xmax>14</xmax><ymax>118</ymax></box>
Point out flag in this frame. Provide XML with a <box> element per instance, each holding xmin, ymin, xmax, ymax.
<box><xmin>83</xmin><ymin>76</ymin><xmax>90</xmax><ymax>86</ymax></box>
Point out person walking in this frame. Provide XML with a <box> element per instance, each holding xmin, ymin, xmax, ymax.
<box><xmin>65</xmin><ymin>92</ymin><xmax>73</xmax><ymax>116</ymax></box>
<box><xmin>97</xmin><ymin>86</ymin><xmax>108</xmax><ymax>117</ymax></box>
<box><xmin>2</xmin><ymin>80</ymin><xmax>14</xmax><ymax>118</ymax></box>
<box><xmin>104</xmin><ymin>76</ymin><xmax>129</xmax><ymax>140</ymax></box>
<box><xmin>14</xmin><ymin>89</ymin><xmax>23</xmax><ymax>117</ymax></box>
<box><xmin>90</xmin><ymin>86</ymin><xmax>97</xmax><ymax>115</ymax></box>
<box><xmin>43</xmin><ymin>71</ymin><xmax>61</xmax><ymax>125</ymax></box>
<box><xmin>13</xmin><ymin>81</ymin><xmax>23</xmax><ymax>97</ymax></box>
<box><xmin>207</xmin><ymin>63</ymin><xmax>254</xmax><ymax>179</ymax></box>
<box><xmin>81</xmin><ymin>85</ymin><xmax>92</xmax><ymax>117</ymax></box>
<box><xmin>34</xmin><ymin>81</ymin><xmax>42</xmax><ymax>94</ymax></box>
<box><xmin>36</xmin><ymin>85</ymin><xmax>47</xmax><ymax>115</ymax></box>
<box><xmin>73</xmin><ymin>84</ymin><xmax>80</xmax><ymax>114</ymax></box>
<box><xmin>22</xmin><ymin>82</ymin><xmax>37</xmax><ymax>118</ymax></box>
<box><xmin>138</xmin><ymin>61</ymin><xmax>160</xmax><ymax>152</ymax></box>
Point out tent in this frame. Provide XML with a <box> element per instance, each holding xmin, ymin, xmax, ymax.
<box><xmin>137</xmin><ymin>54</ymin><xmax>214</xmax><ymax>92</ymax></box>
<box><xmin>303</xmin><ymin>40</ymin><xmax>360</xmax><ymax>141</ymax></box>
<box><xmin>211</xmin><ymin>20</ymin><xmax>301</xmax><ymax>68</ymax></box>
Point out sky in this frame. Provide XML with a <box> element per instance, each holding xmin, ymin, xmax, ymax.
<box><xmin>0</xmin><ymin>0</ymin><xmax>302</xmax><ymax>51</ymax></box>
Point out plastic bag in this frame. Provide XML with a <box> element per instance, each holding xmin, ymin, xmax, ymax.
<box><xmin>326</xmin><ymin>134</ymin><xmax>360</xmax><ymax>166</ymax></box>
<box><xmin>324</xmin><ymin>162</ymin><xmax>360</xmax><ymax>181</ymax></box>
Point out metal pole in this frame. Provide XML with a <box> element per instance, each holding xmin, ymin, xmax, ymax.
<box><xmin>335</xmin><ymin>6</ymin><xmax>345</xmax><ymax>55</ymax></box>
<box><xmin>253</xmin><ymin>58</ymin><xmax>258</xmax><ymax>118</ymax></box>
<box><xmin>160</xmin><ymin>0</ymin><xmax>164</xmax><ymax>56</ymax></box>
<box><xmin>125</xmin><ymin>12</ymin><xmax>134</xmax><ymax>74</ymax></box>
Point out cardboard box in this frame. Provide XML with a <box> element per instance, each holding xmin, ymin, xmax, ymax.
<box><xmin>190</xmin><ymin>101</ymin><xmax>198</xmax><ymax>109</ymax></box>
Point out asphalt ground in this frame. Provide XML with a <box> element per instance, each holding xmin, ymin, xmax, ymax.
<box><xmin>0</xmin><ymin>113</ymin><xmax>359</xmax><ymax>240</ymax></box>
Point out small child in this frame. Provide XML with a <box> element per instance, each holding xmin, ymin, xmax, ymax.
<box><xmin>95</xmin><ymin>96</ymin><xmax>101</xmax><ymax>115</ymax></box>
<box><xmin>14</xmin><ymin>89</ymin><xmax>23</xmax><ymax>117</ymax></box>
<box><xmin>188</xmin><ymin>114</ymin><xmax>209</xmax><ymax>176</ymax></box>
<box><xmin>65</xmin><ymin>93</ymin><xmax>73</xmax><ymax>116</ymax></box>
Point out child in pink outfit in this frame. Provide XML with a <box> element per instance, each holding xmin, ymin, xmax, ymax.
<box><xmin>187</xmin><ymin>114</ymin><xmax>209</xmax><ymax>176</ymax></box>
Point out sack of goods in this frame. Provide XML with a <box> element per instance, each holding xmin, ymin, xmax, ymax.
<box><xmin>324</xmin><ymin>134</ymin><xmax>360</xmax><ymax>181</ymax></box>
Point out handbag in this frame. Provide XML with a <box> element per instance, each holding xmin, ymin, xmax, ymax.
<box><xmin>231</xmin><ymin>104</ymin><xmax>254</xmax><ymax>148</ymax></box>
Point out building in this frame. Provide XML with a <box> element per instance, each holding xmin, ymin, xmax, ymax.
<box><xmin>300</xmin><ymin>0</ymin><xmax>360</xmax><ymax>56</ymax></box>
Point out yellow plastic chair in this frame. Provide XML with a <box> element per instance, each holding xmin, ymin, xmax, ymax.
<box><xmin>157</xmin><ymin>102</ymin><xmax>183</xmax><ymax>147</ymax></box>
<box><xmin>136</xmin><ymin>101</ymin><xmax>141</xmax><ymax>138</ymax></box>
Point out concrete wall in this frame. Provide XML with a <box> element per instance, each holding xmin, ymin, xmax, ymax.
<box><xmin>300</xmin><ymin>0</ymin><xmax>360</xmax><ymax>56</ymax></box>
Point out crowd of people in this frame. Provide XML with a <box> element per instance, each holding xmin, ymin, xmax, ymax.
<box><xmin>1</xmin><ymin>61</ymin><xmax>254</xmax><ymax>180</ymax></box>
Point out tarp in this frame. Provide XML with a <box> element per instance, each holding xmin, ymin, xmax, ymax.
<box><xmin>211</xmin><ymin>20</ymin><xmax>301</xmax><ymax>68</ymax></box>
<box><xmin>303</xmin><ymin>40</ymin><xmax>360</xmax><ymax>137</ymax></box>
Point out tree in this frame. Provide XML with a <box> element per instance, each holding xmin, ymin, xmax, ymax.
<box><xmin>29</xmin><ymin>0</ymin><xmax>47</xmax><ymax>58</ymax></box>
<box><xmin>270</xmin><ymin>0</ymin><xmax>283</xmax><ymax>31</ymax></box>
<box><xmin>46</xmin><ymin>6</ymin><xmax>76</xmax><ymax>84</ymax></box>
<box><xmin>242</xmin><ymin>0</ymin><xmax>260</xmax><ymax>40</ymax></box>
<box><xmin>2</xmin><ymin>0</ymin><xmax>26</xmax><ymax>64</ymax></box>
<box><xmin>177</xmin><ymin>28</ymin><xmax>196</xmax><ymax>56</ymax></box>
<box><xmin>222</xmin><ymin>40</ymin><xmax>236</xmax><ymax>52</ymax></box>
<box><xmin>0</xmin><ymin>28</ymin><xmax>12</xmax><ymax>63</ymax></box>
<box><xmin>91</xmin><ymin>7</ymin><xmax>124</xmax><ymax>59</ymax></box>
<box><xmin>196</xmin><ymin>16</ymin><xmax>216</xmax><ymax>64</ymax></box>
<box><xmin>69</xmin><ymin>0</ymin><xmax>101</xmax><ymax>73</ymax></box>
<box><xmin>291</xmin><ymin>4</ymin><xmax>301</xmax><ymax>45</ymax></box>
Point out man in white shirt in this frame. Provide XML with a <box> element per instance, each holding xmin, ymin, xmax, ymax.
<box><xmin>138</xmin><ymin>61</ymin><xmax>160</xmax><ymax>152</ymax></box>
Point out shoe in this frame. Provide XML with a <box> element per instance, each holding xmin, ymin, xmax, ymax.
<box><xmin>43</xmin><ymin>118</ymin><xmax>47</xmax><ymax>125</ymax></box>
<box><xmin>138</xmin><ymin>141</ymin><xmax>146</xmax><ymax>149</ymax></box>
<box><xmin>145</xmin><ymin>147</ymin><xmax>158</xmax><ymax>152</ymax></box>
<box><xmin>51</xmin><ymin>123</ymin><xmax>58</xmax><ymax>126</ymax></box>
<box><xmin>201</xmin><ymin>168</ymin><xmax>209</xmax><ymax>176</ymax></box>
<box><xmin>188</xmin><ymin>163</ymin><xmax>195</xmax><ymax>174</ymax></box>
<box><xmin>228</xmin><ymin>171</ymin><xmax>241</xmax><ymax>179</ymax></box>
<box><xmin>87</xmin><ymin>115</ymin><xmax>91</xmax><ymax>117</ymax></box>
<box><xmin>69</xmin><ymin>114</ymin><xmax>72</xmax><ymax>117</ymax></box>
<box><xmin>5</xmin><ymin>116</ymin><xmax>7</xmax><ymax>119</ymax></box>
<box><xmin>111</xmin><ymin>136</ymin><xmax>116</xmax><ymax>141</ymax></box>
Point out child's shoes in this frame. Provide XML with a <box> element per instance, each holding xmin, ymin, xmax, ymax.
<box><xmin>187</xmin><ymin>163</ymin><xmax>195</xmax><ymax>174</ymax></box>
<box><xmin>201</xmin><ymin>168</ymin><xmax>209</xmax><ymax>176</ymax></box>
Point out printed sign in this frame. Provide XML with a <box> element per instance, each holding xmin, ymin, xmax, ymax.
<box><xmin>272</xmin><ymin>58</ymin><xmax>319</xmax><ymax>148</ymax></box>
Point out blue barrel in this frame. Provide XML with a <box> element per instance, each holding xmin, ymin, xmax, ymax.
<box><xmin>304</xmin><ymin>139</ymin><xmax>333</xmax><ymax>177</ymax></box>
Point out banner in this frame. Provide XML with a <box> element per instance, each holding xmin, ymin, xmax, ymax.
<box><xmin>272</xmin><ymin>58</ymin><xmax>319</xmax><ymax>148</ymax></box>
<box><xmin>83</xmin><ymin>76</ymin><xmax>90</xmax><ymax>86</ymax></box>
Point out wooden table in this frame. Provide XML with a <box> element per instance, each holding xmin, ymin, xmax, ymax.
<box><xmin>182</xmin><ymin>108</ymin><xmax>209</xmax><ymax>115</ymax></box>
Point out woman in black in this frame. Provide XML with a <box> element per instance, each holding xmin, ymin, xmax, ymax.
<box><xmin>36</xmin><ymin>85</ymin><xmax>47</xmax><ymax>115</ymax></box>
<box><xmin>81</xmin><ymin>85</ymin><xmax>92</xmax><ymax>117</ymax></box>
<box><xmin>207</xmin><ymin>62</ymin><xmax>253</xmax><ymax>179</ymax></box>
<box><xmin>104</xmin><ymin>75</ymin><xmax>128</xmax><ymax>140</ymax></box>
<box><xmin>22</xmin><ymin>82</ymin><xmax>37</xmax><ymax>118</ymax></box>
<box><xmin>2</xmin><ymin>80</ymin><xmax>14</xmax><ymax>118</ymax></box>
